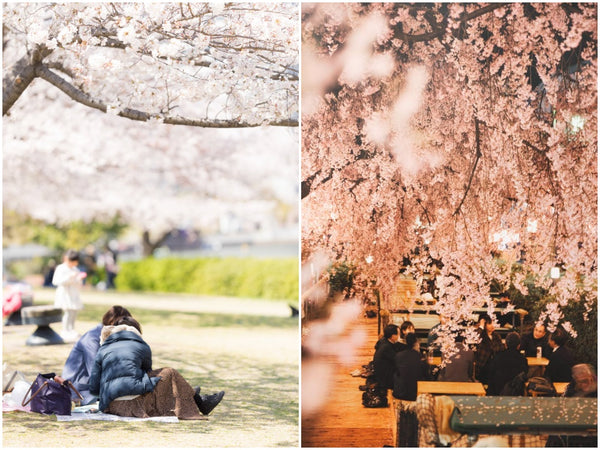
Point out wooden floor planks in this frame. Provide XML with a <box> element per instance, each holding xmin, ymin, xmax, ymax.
<box><xmin>302</xmin><ymin>315</ymin><xmax>395</xmax><ymax>448</ymax></box>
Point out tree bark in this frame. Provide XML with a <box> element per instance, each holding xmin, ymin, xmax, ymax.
<box><xmin>3</xmin><ymin>55</ymin><xmax>38</xmax><ymax>115</ymax></box>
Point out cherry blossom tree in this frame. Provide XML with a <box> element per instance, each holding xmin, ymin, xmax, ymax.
<box><xmin>3</xmin><ymin>77</ymin><xmax>299</xmax><ymax>255</ymax></box>
<box><xmin>3</xmin><ymin>2</ymin><xmax>298</xmax><ymax>127</ymax></box>
<box><xmin>3</xmin><ymin>2</ymin><xmax>299</xmax><ymax>256</ymax></box>
<box><xmin>301</xmin><ymin>3</ymin><xmax>597</xmax><ymax>341</ymax></box>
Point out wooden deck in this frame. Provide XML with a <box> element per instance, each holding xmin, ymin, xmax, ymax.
<box><xmin>302</xmin><ymin>315</ymin><xmax>395</xmax><ymax>447</ymax></box>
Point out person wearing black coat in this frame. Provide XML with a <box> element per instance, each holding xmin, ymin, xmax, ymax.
<box><xmin>520</xmin><ymin>322</ymin><xmax>552</xmax><ymax>358</ymax></box>
<box><xmin>393</xmin><ymin>333</ymin><xmax>428</xmax><ymax>401</ymax></box>
<box><xmin>373</xmin><ymin>324</ymin><xmax>400</xmax><ymax>390</ymax></box>
<box><xmin>89</xmin><ymin>316</ymin><xmax>224</xmax><ymax>418</ymax></box>
<box><xmin>486</xmin><ymin>332</ymin><xmax>528</xmax><ymax>395</ymax></box>
<box><xmin>89</xmin><ymin>319</ymin><xmax>161</xmax><ymax>411</ymax></box>
<box><xmin>545</xmin><ymin>327</ymin><xmax>576</xmax><ymax>382</ymax></box>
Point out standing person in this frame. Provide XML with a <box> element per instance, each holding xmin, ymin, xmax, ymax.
<box><xmin>52</xmin><ymin>249</ymin><xmax>86</xmax><ymax>341</ymax></box>
<box><xmin>393</xmin><ymin>333</ymin><xmax>428</xmax><ymax>401</ymax></box>
<box><xmin>520</xmin><ymin>322</ymin><xmax>552</xmax><ymax>358</ymax></box>
<box><xmin>474</xmin><ymin>314</ymin><xmax>505</xmax><ymax>384</ymax></box>
<box><xmin>101</xmin><ymin>244</ymin><xmax>119</xmax><ymax>289</ymax></box>
<box><xmin>89</xmin><ymin>316</ymin><xmax>225</xmax><ymax>419</ymax></box>
<box><xmin>545</xmin><ymin>327</ymin><xmax>575</xmax><ymax>382</ymax></box>
<box><xmin>373</xmin><ymin>324</ymin><xmax>400</xmax><ymax>390</ymax></box>
<box><xmin>485</xmin><ymin>332</ymin><xmax>528</xmax><ymax>395</ymax></box>
<box><xmin>62</xmin><ymin>305</ymin><xmax>132</xmax><ymax>405</ymax></box>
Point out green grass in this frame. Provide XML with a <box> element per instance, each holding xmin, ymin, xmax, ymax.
<box><xmin>77</xmin><ymin>303</ymin><xmax>297</xmax><ymax>329</ymax></box>
<box><xmin>2</xmin><ymin>297</ymin><xmax>299</xmax><ymax>447</ymax></box>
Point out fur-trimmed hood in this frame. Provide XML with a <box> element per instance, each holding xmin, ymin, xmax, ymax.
<box><xmin>100</xmin><ymin>324</ymin><xmax>142</xmax><ymax>345</ymax></box>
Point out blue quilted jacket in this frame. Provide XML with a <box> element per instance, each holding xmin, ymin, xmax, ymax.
<box><xmin>89</xmin><ymin>326</ymin><xmax>160</xmax><ymax>411</ymax></box>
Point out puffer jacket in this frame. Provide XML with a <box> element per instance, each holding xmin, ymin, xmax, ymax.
<box><xmin>88</xmin><ymin>325</ymin><xmax>160</xmax><ymax>411</ymax></box>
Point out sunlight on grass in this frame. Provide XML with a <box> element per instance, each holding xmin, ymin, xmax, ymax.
<box><xmin>3</xmin><ymin>298</ymin><xmax>298</xmax><ymax>447</ymax></box>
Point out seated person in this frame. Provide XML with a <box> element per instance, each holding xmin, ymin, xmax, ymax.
<box><xmin>373</xmin><ymin>324</ymin><xmax>400</xmax><ymax>390</ymax></box>
<box><xmin>89</xmin><ymin>316</ymin><xmax>225</xmax><ymax>418</ymax></box>
<box><xmin>520</xmin><ymin>322</ymin><xmax>552</xmax><ymax>358</ymax></box>
<box><xmin>486</xmin><ymin>332</ymin><xmax>528</xmax><ymax>395</ymax></box>
<box><xmin>395</xmin><ymin>321</ymin><xmax>415</xmax><ymax>352</ymax></box>
<box><xmin>474</xmin><ymin>314</ymin><xmax>505</xmax><ymax>384</ymax></box>
<box><xmin>546</xmin><ymin>364</ymin><xmax>597</xmax><ymax>447</ymax></box>
<box><xmin>563</xmin><ymin>363</ymin><xmax>597</xmax><ymax>398</ymax></box>
<box><xmin>545</xmin><ymin>327</ymin><xmax>575</xmax><ymax>382</ymax></box>
<box><xmin>62</xmin><ymin>305</ymin><xmax>132</xmax><ymax>405</ymax></box>
<box><xmin>393</xmin><ymin>333</ymin><xmax>428</xmax><ymax>401</ymax></box>
<box><xmin>438</xmin><ymin>333</ymin><xmax>474</xmax><ymax>382</ymax></box>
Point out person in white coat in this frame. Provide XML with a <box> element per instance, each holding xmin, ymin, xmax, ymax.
<box><xmin>52</xmin><ymin>249</ymin><xmax>86</xmax><ymax>341</ymax></box>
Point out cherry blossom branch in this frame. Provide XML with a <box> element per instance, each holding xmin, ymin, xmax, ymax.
<box><xmin>453</xmin><ymin>118</ymin><xmax>483</xmax><ymax>216</ymax></box>
<box><xmin>393</xmin><ymin>4</ymin><xmax>506</xmax><ymax>44</ymax></box>
<box><xmin>3</xmin><ymin>44</ymin><xmax>54</xmax><ymax>114</ymax></box>
<box><xmin>33</xmin><ymin>64</ymin><xmax>297</xmax><ymax>127</ymax></box>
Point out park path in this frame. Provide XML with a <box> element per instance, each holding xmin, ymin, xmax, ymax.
<box><xmin>301</xmin><ymin>314</ymin><xmax>394</xmax><ymax>447</ymax></box>
<box><xmin>32</xmin><ymin>287</ymin><xmax>293</xmax><ymax>317</ymax></box>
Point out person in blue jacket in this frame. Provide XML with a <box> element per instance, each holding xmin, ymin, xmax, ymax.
<box><xmin>89</xmin><ymin>316</ymin><xmax>224</xmax><ymax>419</ymax></box>
<box><xmin>62</xmin><ymin>305</ymin><xmax>132</xmax><ymax>405</ymax></box>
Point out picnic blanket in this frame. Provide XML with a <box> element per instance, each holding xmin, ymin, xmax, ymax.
<box><xmin>3</xmin><ymin>401</ymin><xmax>188</xmax><ymax>422</ymax></box>
<box><xmin>58</xmin><ymin>403</ymin><xmax>183</xmax><ymax>422</ymax></box>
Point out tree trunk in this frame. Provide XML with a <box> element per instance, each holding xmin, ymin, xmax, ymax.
<box><xmin>141</xmin><ymin>229</ymin><xmax>172</xmax><ymax>257</ymax></box>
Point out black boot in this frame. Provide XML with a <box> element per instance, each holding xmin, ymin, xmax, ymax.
<box><xmin>195</xmin><ymin>391</ymin><xmax>225</xmax><ymax>415</ymax></box>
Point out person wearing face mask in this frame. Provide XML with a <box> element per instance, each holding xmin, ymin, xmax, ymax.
<box><xmin>396</xmin><ymin>320</ymin><xmax>415</xmax><ymax>352</ymax></box>
<box><xmin>474</xmin><ymin>314</ymin><xmax>505</xmax><ymax>384</ymax></box>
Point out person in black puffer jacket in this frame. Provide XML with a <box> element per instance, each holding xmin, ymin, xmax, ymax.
<box><xmin>89</xmin><ymin>316</ymin><xmax>225</xmax><ymax>419</ymax></box>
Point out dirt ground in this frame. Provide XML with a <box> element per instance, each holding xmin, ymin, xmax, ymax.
<box><xmin>2</xmin><ymin>289</ymin><xmax>299</xmax><ymax>448</ymax></box>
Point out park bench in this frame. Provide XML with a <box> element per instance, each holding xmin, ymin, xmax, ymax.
<box><xmin>21</xmin><ymin>305</ymin><xmax>64</xmax><ymax>346</ymax></box>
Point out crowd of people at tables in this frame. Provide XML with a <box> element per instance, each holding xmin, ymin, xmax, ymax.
<box><xmin>372</xmin><ymin>313</ymin><xmax>597</xmax><ymax>401</ymax></box>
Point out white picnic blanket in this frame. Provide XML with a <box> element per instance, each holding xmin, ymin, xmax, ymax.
<box><xmin>56</xmin><ymin>411</ymin><xmax>179</xmax><ymax>423</ymax></box>
<box><xmin>56</xmin><ymin>403</ymin><xmax>180</xmax><ymax>422</ymax></box>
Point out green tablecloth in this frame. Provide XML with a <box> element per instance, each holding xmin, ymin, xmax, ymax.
<box><xmin>449</xmin><ymin>396</ymin><xmax>597</xmax><ymax>435</ymax></box>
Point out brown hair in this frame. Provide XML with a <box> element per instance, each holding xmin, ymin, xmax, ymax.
<box><xmin>102</xmin><ymin>305</ymin><xmax>132</xmax><ymax>326</ymax></box>
<box><xmin>114</xmin><ymin>316</ymin><xmax>142</xmax><ymax>334</ymax></box>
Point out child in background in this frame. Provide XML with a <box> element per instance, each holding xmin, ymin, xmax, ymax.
<box><xmin>52</xmin><ymin>249</ymin><xmax>86</xmax><ymax>341</ymax></box>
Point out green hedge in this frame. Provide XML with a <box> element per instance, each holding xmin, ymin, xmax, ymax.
<box><xmin>117</xmin><ymin>257</ymin><xmax>298</xmax><ymax>301</ymax></box>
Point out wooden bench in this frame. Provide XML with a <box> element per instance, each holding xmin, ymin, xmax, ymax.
<box><xmin>21</xmin><ymin>305</ymin><xmax>65</xmax><ymax>346</ymax></box>
<box><xmin>418</xmin><ymin>381</ymin><xmax>486</xmax><ymax>396</ymax></box>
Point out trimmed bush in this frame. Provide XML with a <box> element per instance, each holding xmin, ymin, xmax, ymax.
<box><xmin>117</xmin><ymin>257</ymin><xmax>298</xmax><ymax>301</ymax></box>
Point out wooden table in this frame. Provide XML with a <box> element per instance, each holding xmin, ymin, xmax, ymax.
<box><xmin>418</xmin><ymin>381</ymin><xmax>486</xmax><ymax>396</ymax></box>
<box><xmin>527</xmin><ymin>357</ymin><xmax>549</xmax><ymax>366</ymax></box>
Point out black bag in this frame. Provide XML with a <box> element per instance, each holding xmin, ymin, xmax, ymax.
<box><xmin>362</xmin><ymin>384</ymin><xmax>388</xmax><ymax>408</ymax></box>
<box><xmin>22</xmin><ymin>372</ymin><xmax>82</xmax><ymax>415</ymax></box>
<box><xmin>526</xmin><ymin>376</ymin><xmax>557</xmax><ymax>397</ymax></box>
<box><xmin>500</xmin><ymin>371</ymin><xmax>528</xmax><ymax>396</ymax></box>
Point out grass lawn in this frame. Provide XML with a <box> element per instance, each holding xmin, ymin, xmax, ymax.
<box><xmin>2</xmin><ymin>296</ymin><xmax>299</xmax><ymax>447</ymax></box>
